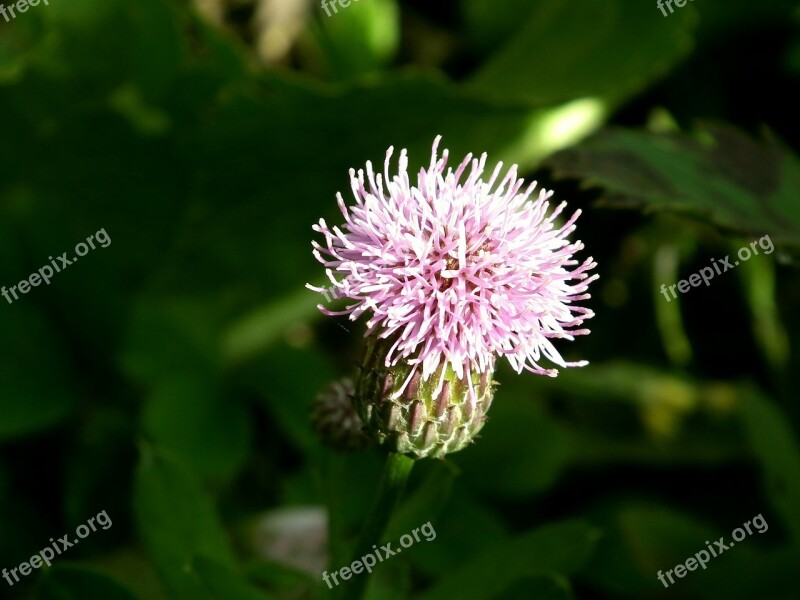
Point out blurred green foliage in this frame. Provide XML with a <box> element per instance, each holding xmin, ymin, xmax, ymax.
<box><xmin>1</xmin><ymin>0</ymin><xmax>799</xmax><ymax>598</ymax></box>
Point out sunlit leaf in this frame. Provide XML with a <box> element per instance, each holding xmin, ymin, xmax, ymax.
<box><xmin>465</xmin><ymin>0</ymin><xmax>696</xmax><ymax>105</ymax></box>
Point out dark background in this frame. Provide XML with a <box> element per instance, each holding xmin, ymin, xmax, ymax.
<box><xmin>1</xmin><ymin>0</ymin><xmax>799</xmax><ymax>598</ymax></box>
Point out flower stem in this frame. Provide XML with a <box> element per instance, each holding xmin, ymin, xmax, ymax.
<box><xmin>339</xmin><ymin>452</ymin><xmax>415</xmax><ymax>600</ymax></box>
<box><xmin>326</xmin><ymin>453</ymin><xmax>348</xmax><ymax>569</ymax></box>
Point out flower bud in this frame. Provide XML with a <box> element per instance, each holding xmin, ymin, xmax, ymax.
<box><xmin>310</xmin><ymin>378</ymin><xmax>372</xmax><ymax>451</ymax></box>
<box><xmin>354</xmin><ymin>337</ymin><xmax>495</xmax><ymax>459</ymax></box>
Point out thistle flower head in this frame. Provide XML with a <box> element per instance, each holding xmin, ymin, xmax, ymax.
<box><xmin>310</xmin><ymin>136</ymin><xmax>597</xmax><ymax>401</ymax></box>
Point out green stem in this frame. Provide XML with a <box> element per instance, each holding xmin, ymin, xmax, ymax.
<box><xmin>339</xmin><ymin>452</ymin><xmax>415</xmax><ymax>600</ymax></box>
<box><xmin>653</xmin><ymin>244</ymin><xmax>692</xmax><ymax>367</ymax></box>
<box><xmin>326</xmin><ymin>453</ymin><xmax>347</xmax><ymax>569</ymax></box>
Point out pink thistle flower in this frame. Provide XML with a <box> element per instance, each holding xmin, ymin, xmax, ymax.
<box><xmin>309</xmin><ymin>136</ymin><xmax>597</xmax><ymax>400</ymax></box>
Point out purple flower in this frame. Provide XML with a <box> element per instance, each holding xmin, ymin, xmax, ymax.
<box><xmin>309</xmin><ymin>136</ymin><xmax>597</xmax><ymax>399</ymax></box>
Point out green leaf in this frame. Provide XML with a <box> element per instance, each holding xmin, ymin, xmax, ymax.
<box><xmin>465</xmin><ymin>0</ymin><xmax>696</xmax><ymax>105</ymax></box>
<box><xmin>740</xmin><ymin>389</ymin><xmax>800</xmax><ymax>543</ymax></box>
<box><xmin>547</xmin><ymin>124</ymin><xmax>800</xmax><ymax>251</ymax></box>
<box><xmin>304</xmin><ymin>0</ymin><xmax>400</xmax><ymax>77</ymax></box>
<box><xmin>133</xmin><ymin>447</ymin><xmax>236</xmax><ymax>600</ymax></box>
<box><xmin>245</xmin><ymin>559</ymin><xmax>318</xmax><ymax>595</ymax></box>
<box><xmin>322</xmin><ymin>452</ymin><xmax>385</xmax><ymax>569</ymax></box>
<box><xmin>221</xmin><ymin>289</ymin><xmax>323</xmax><ymax>367</ymax></box>
<box><xmin>36</xmin><ymin>565</ymin><xmax>138</xmax><ymax>600</ymax></box>
<box><xmin>493</xmin><ymin>575</ymin><xmax>573</xmax><ymax>600</ymax></box>
<box><xmin>402</xmin><ymin>492</ymin><xmax>508</xmax><ymax>579</ymax></box>
<box><xmin>455</xmin><ymin>390</ymin><xmax>573</xmax><ymax>498</ymax></box>
<box><xmin>582</xmin><ymin>502</ymin><xmax>798</xmax><ymax>600</ymax></box>
<box><xmin>0</xmin><ymin>6</ymin><xmax>41</xmax><ymax>84</ymax></box>
<box><xmin>386</xmin><ymin>461</ymin><xmax>458</xmax><ymax>540</ymax></box>
<box><xmin>121</xmin><ymin>297</ymin><xmax>224</xmax><ymax>386</ymax></box>
<box><xmin>461</xmin><ymin>0</ymin><xmax>534</xmax><ymax>51</ymax></box>
<box><xmin>191</xmin><ymin>556</ymin><xmax>278</xmax><ymax>600</ymax></box>
<box><xmin>141</xmin><ymin>375</ymin><xmax>252</xmax><ymax>482</ymax></box>
<box><xmin>238</xmin><ymin>344</ymin><xmax>338</xmax><ymax>456</ymax></box>
<box><xmin>363</xmin><ymin>555</ymin><xmax>411</xmax><ymax>600</ymax></box>
<box><xmin>36</xmin><ymin>0</ymin><xmax>185</xmax><ymax>96</ymax></box>
<box><xmin>414</xmin><ymin>520</ymin><xmax>599</xmax><ymax>600</ymax></box>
